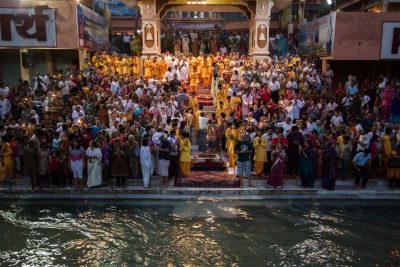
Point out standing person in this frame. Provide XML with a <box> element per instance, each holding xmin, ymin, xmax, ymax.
<box><xmin>179</xmin><ymin>131</ymin><xmax>191</xmax><ymax>177</ymax></box>
<box><xmin>322</xmin><ymin>64</ymin><xmax>334</xmax><ymax>92</ymax></box>
<box><xmin>206</xmin><ymin>120</ymin><xmax>218</xmax><ymax>153</ymax></box>
<box><xmin>268</xmin><ymin>142</ymin><xmax>286</xmax><ymax>189</ymax></box>
<box><xmin>198</xmin><ymin>112</ymin><xmax>208</xmax><ymax>152</ymax></box>
<box><xmin>38</xmin><ymin>141</ymin><xmax>51</xmax><ymax>189</ymax></box>
<box><xmin>263</xmin><ymin>127</ymin><xmax>276</xmax><ymax>175</ymax></box>
<box><xmin>101</xmin><ymin>135</ymin><xmax>112</xmax><ymax>184</ymax></box>
<box><xmin>337</xmin><ymin>135</ymin><xmax>353</xmax><ymax>179</ymax></box>
<box><xmin>286</xmin><ymin>126</ymin><xmax>304</xmax><ymax>178</ymax></box>
<box><xmin>23</xmin><ymin>140</ymin><xmax>38</xmax><ymax>189</ymax></box>
<box><xmin>321</xmin><ymin>142</ymin><xmax>338</xmax><ymax>190</ymax></box>
<box><xmin>352</xmin><ymin>149</ymin><xmax>372</xmax><ymax>189</ymax></box>
<box><xmin>140</xmin><ymin>138</ymin><xmax>153</xmax><ymax>188</ymax></box>
<box><xmin>168</xmin><ymin>129</ymin><xmax>180</xmax><ymax>186</ymax></box>
<box><xmin>298</xmin><ymin>141</ymin><xmax>314</xmax><ymax>188</ymax></box>
<box><xmin>59</xmin><ymin>139</ymin><xmax>71</xmax><ymax>188</ymax></box>
<box><xmin>382</xmin><ymin>128</ymin><xmax>393</xmax><ymax>176</ymax></box>
<box><xmin>69</xmin><ymin>139</ymin><xmax>85</xmax><ymax>188</ymax></box>
<box><xmin>235</xmin><ymin>132</ymin><xmax>253</xmax><ymax>187</ymax></box>
<box><xmin>387</xmin><ymin>151</ymin><xmax>400</xmax><ymax>189</ymax></box>
<box><xmin>269</xmin><ymin>77</ymin><xmax>280</xmax><ymax>104</ymax></box>
<box><xmin>48</xmin><ymin>151</ymin><xmax>61</xmax><ymax>187</ymax></box>
<box><xmin>253</xmin><ymin>130</ymin><xmax>267</xmax><ymax>177</ymax></box>
<box><xmin>126</xmin><ymin>135</ymin><xmax>140</xmax><ymax>180</ymax></box>
<box><xmin>158</xmin><ymin>132</ymin><xmax>170</xmax><ymax>188</ymax></box>
<box><xmin>111</xmin><ymin>139</ymin><xmax>129</xmax><ymax>187</ymax></box>
<box><xmin>86</xmin><ymin>141</ymin><xmax>103</xmax><ymax>188</ymax></box>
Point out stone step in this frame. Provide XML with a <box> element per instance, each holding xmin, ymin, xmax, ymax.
<box><xmin>9</xmin><ymin>176</ymin><xmax>391</xmax><ymax>190</ymax></box>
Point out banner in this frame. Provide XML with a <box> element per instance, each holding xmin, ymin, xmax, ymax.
<box><xmin>77</xmin><ymin>3</ymin><xmax>109</xmax><ymax>51</ymax></box>
<box><xmin>299</xmin><ymin>12</ymin><xmax>336</xmax><ymax>57</ymax></box>
<box><xmin>108</xmin><ymin>0</ymin><xmax>139</xmax><ymax>17</ymax></box>
<box><xmin>0</xmin><ymin>7</ymin><xmax>56</xmax><ymax>47</ymax></box>
<box><xmin>381</xmin><ymin>22</ymin><xmax>400</xmax><ymax>60</ymax></box>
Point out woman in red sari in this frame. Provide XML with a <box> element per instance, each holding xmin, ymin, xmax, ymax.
<box><xmin>267</xmin><ymin>142</ymin><xmax>287</xmax><ymax>189</ymax></box>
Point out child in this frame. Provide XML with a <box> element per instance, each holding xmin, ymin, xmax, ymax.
<box><xmin>387</xmin><ymin>151</ymin><xmax>400</xmax><ymax>189</ymax></box>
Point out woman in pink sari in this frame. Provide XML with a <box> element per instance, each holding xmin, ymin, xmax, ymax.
<box><xmin>381</xmin><ymin>85</ymin><xmax>395</xmax><ymax>121</ymax></box>
<box><xmin>267</xmin><ymin>142</ymin><xmax>286</xmax><ymax>189</ymax></box>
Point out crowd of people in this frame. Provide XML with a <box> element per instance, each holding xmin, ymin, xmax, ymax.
<box><xmin>0</xmin><ymin>48</ymin><xmax>399</xmax><ymax>191</ymax></box>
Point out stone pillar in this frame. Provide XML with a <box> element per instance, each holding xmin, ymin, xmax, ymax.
<box><xmin>78</xmin><ymin>49</ymin><xmax>88</xmax><ymax>71</ymax></box>
<box><xmin>19</xmin><ymin>49</ymin><xmax>30</xmax><ymax>82</ymax></box>
<box><xmin>138</xmin><ymin>0</ymin><xmax>161</xmax><ymax>75</ymax></box>
<box><xmin>252</xmin><ymin>0</ymin><xmax>274</xmax><ymax>61</ymax></box>
<box><xmin>139</xmin><ymin>0</ymin><xmax>161</xmax><ymax>57</ymax></box>
<box><xmin>248</xmin><ymin>18</ymin><xmax>255</xmax><ymax>55</ymax></box>
<box><xmin>44</xmin><ymin>51</ymin><xmax>53</xmax><ymax>75</ymax></box>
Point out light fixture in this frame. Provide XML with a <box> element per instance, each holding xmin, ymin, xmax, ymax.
<box><xmin>187</xmin><ymin>0</ymin><xmax>206</xmax><ymax>4</ymax></box>
<box><xmin>327</xmin><ymin>0</ymin><xmax>332</xmax><ymax>5</ymax></box>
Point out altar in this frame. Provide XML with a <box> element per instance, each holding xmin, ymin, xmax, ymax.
<box><xmin>191</xmin><ymin>153</ymin><xmax>227</xmax><ymax>171</ymax></box>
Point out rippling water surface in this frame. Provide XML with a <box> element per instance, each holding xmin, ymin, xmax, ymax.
<box><xmin>0</xmin><ymin>200</ymin><xmax>399</xmax><ymax>266</ymax></box>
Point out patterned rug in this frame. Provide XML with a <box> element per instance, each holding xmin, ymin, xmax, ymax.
<box><xmin>180</xmin><ymin>171</ymin><xmax>240</xmax><ymax>188</ymax></box>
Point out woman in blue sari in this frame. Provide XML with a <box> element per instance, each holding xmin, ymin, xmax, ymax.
<box><xmin>298</xmin><ymin>141</ymin><xmax>314</xmax><ymax>188</ymax></box>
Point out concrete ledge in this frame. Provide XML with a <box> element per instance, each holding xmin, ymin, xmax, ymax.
<box><xmin>2</xmin><ymin>188</ymin><xmax>400</xmax><ymax>200</ymax></box>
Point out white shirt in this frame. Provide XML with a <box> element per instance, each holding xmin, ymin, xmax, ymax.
<box><xmin>0</xmin><ymin>86</ymin><xmax>10</xmax><ymax>97</ymax></box>
<box><xmin>199</xmin><ymin>116</ymin><xmax>208</xmax><ymax>130</ymax></box>
<box><xmin>330</xmin><ymin>115</ymin><xmax>343</xmax><ymax>127</ymax></box>
<box><xmin>72</xmin><ymin>109</ymin><xmax>85</xmax><ymax>123</ymax></box>
<box><xmin>269</xmin><ymin>81</ymin><xmax>280</xmax><ymax>92</ymax></box>
<box><xmin>341</xmin><ymin>96</ymin><xmax>353</xmax><ymax>107</ymax></box>
<box><xmin>0</xmin><ymin>98</ymin><xmax>11</xmax><ymax>118</ymax></box>
<box><xmin>361</xmin><ymin>95</ymin><xmax>371</xmax><ymax>107</ymax></box>
<box><xmin>59</xmin><ymin>81</ymin><xmax>71</xmax><ymax>96</ymax></box>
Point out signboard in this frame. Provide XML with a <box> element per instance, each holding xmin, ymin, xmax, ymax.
<box><xmin>280</xmin><ymin>7</ymin><xmax>292</xmax><ymax>28</ymax></box>
<box><xmin>0</xmin><ymin>7</ymin><xmax>56</xmax><ymax>47</ymax></box>
<box><xmin>381</xmin><ymin>22</ymin><xmax>400</xmax><ymax>60</ymax></box>
<box><xmin>299</xmin><ymin>12</ymin><xmax>336</xmax><ymax>57</ymax></box>
<box><xmin>77</xmin><ymin>3</ymin><xmax>109</xmax><ymax>50</ymax></box>
<box><xmin>108</xmin><ymin>0</ymin><xmax>139</xmax><ymax>17</ymax></box>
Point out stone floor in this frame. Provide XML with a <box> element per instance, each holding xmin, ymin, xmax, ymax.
<box><xmin>1</xmin><ymin>175</ymin><xmax>399</xmax><ymax>200</ymax></box>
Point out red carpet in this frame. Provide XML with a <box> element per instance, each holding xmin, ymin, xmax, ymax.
<box><xmin>196</xmin><ymin>83</ymin><xmax>213</xmax><ymax>106</ymax></box>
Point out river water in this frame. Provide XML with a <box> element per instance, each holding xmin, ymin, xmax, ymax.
<box><xmin>0</xmin><ymin>199</ymin><xmax>399</xmax><ymax>266</ymax></box>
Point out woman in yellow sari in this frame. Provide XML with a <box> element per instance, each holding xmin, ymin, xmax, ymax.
<box><xmin>144</xmin><ymin>57</ymin><xmax>152</xmax><ymax>80</ymax></box>
<box><xmin>132</xmin><ymin>56</ymin><xmax>140</xmax><ymax>78</ymax></box>
<box><xmin>0</xmin><ymin>140</ymin><xmax>13</xmax><ymax>182</ymax></box>
<box><xmin>179</xmin><ymin>131</ymin><xmax>191</xmax><ymax>177</ymax></box>
<box><xmin>225</xmin><ymin>123</ymin><xmax>238</xmax><ymax>168</ymax></box>
<box><xmin>253</xmin><ymin>130</ymin><xmax>267</xmax><ymax>176</ymax></box>
<box><xmin>189</xmin><ymin>67</ymin><xmax>198</xmax><ymax>93</ymax></box>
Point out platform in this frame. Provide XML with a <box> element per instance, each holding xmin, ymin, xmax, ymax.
<box><xmin>1</xmin><ymin>176</ymin><xmax>400</xmax><ymax>200</ymax></box>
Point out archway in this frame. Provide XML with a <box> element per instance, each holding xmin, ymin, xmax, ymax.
<box><xmin>136</xmin><ymin>0</ymin><xmax>274</xmax><ymax>61</ymax></box>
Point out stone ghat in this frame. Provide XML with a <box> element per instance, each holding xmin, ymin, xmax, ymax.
<box><xmin>1</xmin><ymin>176</ymin><xmax>400</xmax><ymax>200</ymax></box>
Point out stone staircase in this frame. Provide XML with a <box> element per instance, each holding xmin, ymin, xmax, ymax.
<box><xmin>196</xmin><ymin>83</ymin><xmax>214</xmax><ymax>107</ymax></box>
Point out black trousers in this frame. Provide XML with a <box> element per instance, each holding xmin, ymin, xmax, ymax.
<box><xmin>169</xmin><ymin>155</ymin><xmax>180</xmax><ymax>185</ymax></box>
<box><xmin>271</xmin><ymin>91</ymin><xmax>279</xmax><ymax>104</ymax></box>
<box><xmin>116</xmin><ymin>176</ymin><xmax>126</xmax><ymax>186</ymax></box>
<box><xmin>355</xmin><ymin>165</ymin><xmax>371</xmax><ymax>187</ymax></box>
<box><xmin>287</xmin><ymin>150</ymin><xmax>299</xmax><ymax>176</ymax></box>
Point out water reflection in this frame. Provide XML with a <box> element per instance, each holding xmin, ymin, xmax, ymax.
<box><xmin>0</xmin><ymin>201</ymin><xmax>399</xmax><ymax>266</ymax></box>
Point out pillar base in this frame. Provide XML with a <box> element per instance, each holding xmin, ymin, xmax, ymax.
<box><xmin>252</xmin><ymin>54</ymin><xmax>271</xmax><ymax>62</ymax></box>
